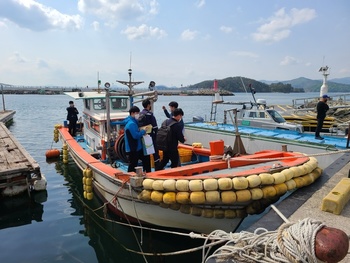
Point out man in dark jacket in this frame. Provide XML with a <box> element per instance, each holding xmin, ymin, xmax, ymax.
<box><xmin>315</xmin><ymin>94</ymin><xmax>330</xmax><ymax>140</ymax></box>
<box><xmin>158</xmin><ymin>108</ymin><xmax>186</xmax><ymax>169</ymax></box>
<box><xmin>139</xmin><ymin>99</ymin><xmax>161</xmax><ymax>170</ymax></box>
<box><xmin>66</xmin><ymin>101</ymin><xmax>79</xmax><ymax>136</ymax></box>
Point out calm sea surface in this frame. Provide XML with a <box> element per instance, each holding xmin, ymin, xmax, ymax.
<box><xmin>0</xmin><ymin>92</ymin><xmax>324</xmax><ymax>263</ymax></box>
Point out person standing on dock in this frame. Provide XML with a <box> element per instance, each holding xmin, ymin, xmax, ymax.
<box><xmin>315</xmin><ymin>94</ymin><xmax>330</xmax><ymax>140</ymax></box>
<box><xmin>66</xmin><ymin>101</ymin><xmax>79</xmax><ymax>137</ymax></box>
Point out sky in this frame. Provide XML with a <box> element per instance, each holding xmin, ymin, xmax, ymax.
<box><xmin>0</xmin><ymin>0</ymin><xmax>349</xmax><ymax>89</ymax></box>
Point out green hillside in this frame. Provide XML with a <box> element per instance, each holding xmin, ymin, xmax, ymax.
<box><xmin>180</xmin><ymin>76</ymin><xmax>350</xmax><ymax>93</ymax></box>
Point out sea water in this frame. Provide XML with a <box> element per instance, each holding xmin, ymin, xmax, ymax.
<box><xmin>0</xmin><ymin>92</ymin><xmax>323</xmax><ymax>263</ymax></box>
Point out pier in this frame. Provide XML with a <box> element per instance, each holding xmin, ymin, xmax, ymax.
<box><xmin>0</xmin><ymin>110</ymin><xmax>16</xmax><ymax>126</ymax></box>
<box><xmin>0</xmin><ymin>122</ymin><xmax>45</xmax><ymax>197</ymax></box>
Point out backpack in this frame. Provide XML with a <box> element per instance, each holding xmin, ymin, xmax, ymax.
<box><xmin>137</xmin><ymin>112</ymin><xmax>148</xmax><ymax>127</ymax></box>
<box><xmin>156</xmin><ymin>119</ymin><xmax>177</xmax><ymax>151</ymax></box>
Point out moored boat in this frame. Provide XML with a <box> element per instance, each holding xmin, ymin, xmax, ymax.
<box><xmin>55</xmin><ymin>70</ymin><xmax>326</xmax><ymax>234</ymax></box>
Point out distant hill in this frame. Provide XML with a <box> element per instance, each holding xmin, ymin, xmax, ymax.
<box><xmin>329</xmin><ymin>77</ymin><xmax>350</xmax><ymax>85</ymax></box>
<box><xmin>181</xmin><ymin>76</ymin><xmax>350</xmax><ymax>93</ymax></box>
<box><xmin>279</xmin><ymin>77</ymin><xmax>350</xmax><ymax>92</ymax></box>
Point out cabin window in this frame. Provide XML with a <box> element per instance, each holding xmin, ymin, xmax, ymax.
<box><xmin>89</xmin><ymin>117</ymin><xmax>101</xmax><ymax>132</ymax></box>
<box><xmin>259</xmin><ymin>112</ymin><xmax>265</xmax><ymax>118</ymax></box>
<box><xmin>111</xmin><ymin>98</ymin><xmax>127</xmax><ymax>110</ymax></box>
<box><xmin>93</xmin><ymin>99</ymin><xmax>106</xmax><ymax>110</ymax></box>
<box><xmin>85</xmin><ymin>99</ymin><xmax>91</xmax><ymax>110</ymax></box>
<box><xmin>248</xmin><ymin>112</ymin><xmax>257</xmax><ymax>118</ymax></box>
<box><xmin>267</xmin><ymin>110</ymin><xmax>285</xmax><ymax>123</ymax></box>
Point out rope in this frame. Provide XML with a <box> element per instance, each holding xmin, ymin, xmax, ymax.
<box><xmin>203</xmin><ymin>218</ymin><xmax>325</xmax><ymax>263</ymax></box>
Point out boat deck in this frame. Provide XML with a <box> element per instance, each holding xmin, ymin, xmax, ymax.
<box><xmin>186</xmin><ymin>122</ymin><xmax>350</xmax><ymax>149</ymax></box>
<box><xmin>0</xmin><ymin>122</ymin><xmax>41</xmax><ymax>191</ymax></box>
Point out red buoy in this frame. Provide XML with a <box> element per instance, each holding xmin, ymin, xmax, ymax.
<box><xmin>45</xmin><ymin>149</ymin><xmax>61</xmax><ymax>159</ymax></box>
<box><xmin>315</xmin><ymin>226</ymin><xmax>349</xmax><ymax>263</ymax></box>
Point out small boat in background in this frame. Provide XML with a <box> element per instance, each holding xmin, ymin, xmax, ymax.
<box><xmin>56</xmin><ymin>69</ymin><xmax>323</xmax><ymax>234</ymax></box>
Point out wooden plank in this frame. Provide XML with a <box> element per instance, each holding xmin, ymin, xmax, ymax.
<box><xmin>0</xmin><ymin>123</ymin><xmax>41</xmax><ymax>177</ymax></box>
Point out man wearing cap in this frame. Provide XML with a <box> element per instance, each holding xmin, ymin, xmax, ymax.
<box><xmin>315</xmin><ymin>94</ymin><xmax>330</xmax><ymax>140</ymax></box>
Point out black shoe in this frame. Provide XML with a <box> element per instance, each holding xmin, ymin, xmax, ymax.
<box><xmin>315</xmin><ymin>136</ymin><xmax>324</xmax><ymax>140</ymax></box>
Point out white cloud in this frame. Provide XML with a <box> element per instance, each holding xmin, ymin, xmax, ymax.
<box><xmin>252</xmin><ymin>8</ymin><xmax>316</xmax><ymax>43</ymax></box>
<box><xmin>195</xmin><ymin>0</ymin><xmax>206</xmax><ymax>8</ymax></box>
<box><xmin>121</xmin><ymin>24</ymin><xmax>167</xmax><ymax>40</ymax></box>
<box><xmin>181</xmin><ymin>29</ymin><xmax>199</xmax><ymax>41</ymax></box>
<box><xmin>220</xmin><ymin>26</ymin><xmax>233</xmax><ymax>34</ymax></box>
<box><xmin>280</xmin><ymin>56</ymin><xmax>301</xmax><ymax>66</ymax></box>
<box><xmin>37</xmin><ymin>59</ymin><xmax>49</xmax><ymax>69</ymax></box>
<box><xmin>78</xmin><ymin>0</ymin><xmax>158</xmax><ymax>27</ymax></box>
<box><xmin>92</xmin><ymin>21</ymin><xmax>100</xmax><ymax>31</ymax></box>
<box><xmin>0</xmin><ymin>0</ymin><xmax>83</xmax><ymax>31</ymax></box>
<box><xmin>230</xmin><ymin>51</ymin><xmax>259</xmax><ymax>58</ymax></box>
<box><xmin>9</xmin><ymin>52</ymin><xmax>27</xmax><ymax>63</ymax></box>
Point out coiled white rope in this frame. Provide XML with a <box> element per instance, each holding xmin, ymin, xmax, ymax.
<box><xmin>203</xmin><ymin>217</ymin><xmax>325</xmax><ymax>263</ymax></box>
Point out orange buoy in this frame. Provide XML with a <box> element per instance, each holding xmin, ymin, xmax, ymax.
<box><xmin>45</xmin><ymin>149</ymin><xmax>60</xmax><ymax>159</ymax></box>
<box><xmin>315</xmin><ymin>226</ymin><xmax>349</xmax><ymax>263</ymax></box>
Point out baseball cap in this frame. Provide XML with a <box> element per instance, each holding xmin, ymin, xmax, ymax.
<box><xmin>322</xmin><ymin>94</ymin><xmax>330</xmax><ymax>99</ymax></box>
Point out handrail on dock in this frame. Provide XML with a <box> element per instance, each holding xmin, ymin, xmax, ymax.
<box><xmin>292</xmin><ymin>93</ymin><xmax>350</xmax><ymax>109</ymax></box>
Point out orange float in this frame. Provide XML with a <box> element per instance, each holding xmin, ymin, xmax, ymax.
<box><xmin>45</xmin><ymin>149</ymin><xmax>60</xmax><ymax>159</ymax></box>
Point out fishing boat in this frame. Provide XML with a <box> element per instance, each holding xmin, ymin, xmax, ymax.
<box><xmin>208</xmin><ymin>79</ymin><xmax>304</xmax><ymax>133</ymax></box>
<box><xmin>56</xmin><ymin>69</ymin><xmax>324</xmax><ymax>234</ymax></box>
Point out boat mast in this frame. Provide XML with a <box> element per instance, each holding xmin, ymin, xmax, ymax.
<box><xmin>104</xmin><ymin>82</ymin><xmax>111</xmax><ymax>162</ymax></box>
<box><xmin>116</xmin><ymin>68</ymin><xmax>144</xmax><ymax>105</ymax></box>
<box><xmin>319</xmin><ymin>66</ymin><xmax>329</xmax><ymax>97</ymax></box>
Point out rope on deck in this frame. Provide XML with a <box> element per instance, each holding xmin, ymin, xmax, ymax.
<box><xmin>203</xmin><ymin>217</ymin><xmax>325</xmax><ymax>263</ymax></box>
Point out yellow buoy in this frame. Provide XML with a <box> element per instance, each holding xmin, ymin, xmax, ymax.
<box><xmin>85</xmin><ymin>177</ymin><xmax>92</xmax><ymax>186</ymax></box>
<box><xmin>176</xmin><ymin>192</ymin><xmax>190</xmax><ymax>204</ymax></box>
<box><xmin>205</xmin><ymin>191</ymin><xmax>220</xmax><ymax>203</ymax></box>
<box><xmin>273</xmin><ymin>172</ymin><xmax>286</xmax><ymax>184</ymax></box>
<box><xmin>232</xmin><ymin>177</ymin><xmax>249</xmax><ymax>190</ymax></box>
<box><xmin>247</xmin><ymin>174</ymin><xmax>261</xmax><ymax>188</ymax></box>
<box><xmin>163</xmin><ymin>179</ymin><xmax>176</xmax><ymax>191</ymax></box>
<box><xmin>152</xmin><ymin>180</ymin><xmax>164</xmax><ymax>191</ymax></box>
<box><xmin>143</xmin><ymin>179</ymin><xmax>155</xmax><ymax>190</ymax></box>
<box><xmin>138</xmin><ymin>190</ymin><xmax>152</xmax><ymax>201</ymax></box>
<box><xmin>190</xmin><ymin>191</ymin><xmax>205</xmax><ymax>204</ymax></box>
<box><xmin>176</xmin><ymin>180</ymin><xmax>189</xmax><ymax>191</ymax></box>
<box><xmin>203</xmin><ymin>179</ymin><xmax>218</xmax><ymax>191</ymax></box>
<box><xmin>163</xmin><ymin>192</ymin><xmax>176</xmax><ymax>204</ymax></box>
<box><xmin>189</xmin><ymin>180</ymin><xmax>203</xmax><ymax>192</ymax></box>
<box><xmin>218</xmin><ymin>178</ymin><xmax>232</xmax><ymax>190</ymax></box>
<box><xmin>221</xmin><ymin>191</ymin><xmax>236</xmax><ymax>203</ymax></box>
<box><xmin>86</xmin><ymin>192</ymin><xmax>94</xmax><ymax>200</ymax></box>
<box><xmin>236</xmin><ymin>189</ymin><xmax>252</xmax><ymax>202</ymax></box>
<box><xmin>259</xmin><ymin>173</ymin><xmax>274</xmax><ymax>185</ymax></box>
<box><xmin>250</xmin><ymin>188</ymin><xmax>264</xmax><ymax>200</ymax></box>
<box><xmin>151</xmin><ymin>191</ymin><xmax>163</xmax><ymax>203</ymax></box>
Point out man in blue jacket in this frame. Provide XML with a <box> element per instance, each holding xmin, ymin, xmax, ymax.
<box><xmin>124</xmin><ymin>106</ymin><xmax>150</xmax><ymax>172</ymax></box>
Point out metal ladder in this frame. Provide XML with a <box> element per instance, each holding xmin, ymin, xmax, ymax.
<box><xmin>210</xmin><ymin>102</ymin><xmax>218</xmax><ymax>122</ymax></box>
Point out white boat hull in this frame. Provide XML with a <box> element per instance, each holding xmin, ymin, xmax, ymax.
<box><xmin>184</xmin><ymin>124</ymin><xmax>345</xmax><ymax>169</ymax></box>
